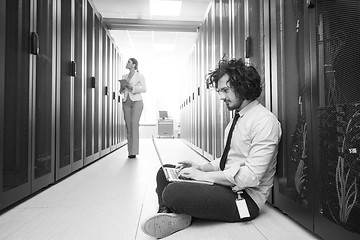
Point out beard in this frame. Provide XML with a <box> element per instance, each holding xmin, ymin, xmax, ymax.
<box><xmin>224</xmin><ymin>98</ymin><xmax>242</xmax><ymax>111</ymax></box>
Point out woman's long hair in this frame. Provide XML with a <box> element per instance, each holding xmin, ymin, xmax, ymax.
<box><xmin>129</xmin><ymin>58</ymin><xmax>139</xmax><ymax>72</ymax></box>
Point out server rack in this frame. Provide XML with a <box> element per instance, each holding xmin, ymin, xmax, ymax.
<box><xmin>272</xmin><ymin>0</ymin><xmax>315</xmax><ymax>231</ymax></box>
<box><xmin>181</xmin><ymin>0</ymin><xmax>360</xmax><ymax>239</ymax></box>
<box><xmin>31</xmin><ymin>0</ymin><xmax>57</xmax><ymax>191</ymax></box>
<box><xmin>57</xmin><ymin>0</ymin><xmax>82</xmax><ymax>180</ymax></box>
<box><xmin>0</xmin><ymin>0</ymin><xmax>32</xmax><ymax>209</ymax></box>
<box><xmin>311</xmin><ymin>1</ymin><xmax>360</xmax><ymax>239</ymax></box>
<box><xmin>0</xmin><ymin>0</ymin><xmax>126</xmax><ymax>212</ymax></box>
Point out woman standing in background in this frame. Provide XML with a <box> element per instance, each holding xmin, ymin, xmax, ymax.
<box><xmin>120</xmin><ymin>58</ymin><xmax>146</xmax><ymax>159</ymax></box>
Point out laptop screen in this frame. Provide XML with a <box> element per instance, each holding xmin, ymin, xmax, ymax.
<box><xmin>159</xmin><ymin>111</ymin><xmax>168</xmax><ymax>119</ymax></box>
<box><xmin>152</xmin><ymin>136</ymin><xmax>165</xmax><ymax>167</ymax></box>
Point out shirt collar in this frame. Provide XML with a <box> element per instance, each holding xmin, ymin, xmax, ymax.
<box><xmin>237</xmin><ymin>99</ymin><xmax>259</xmax><ymax>118</ymax></box>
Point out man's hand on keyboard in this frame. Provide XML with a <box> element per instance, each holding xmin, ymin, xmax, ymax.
<box><xmin>176</xmin><ymin>161</ymin><xmax>200</xmax><ymax>171</ymax></box>
<box><xmin>179</xmin><ymin>167</ymin><xmax>206</xmax><ymax>181</ymax></box>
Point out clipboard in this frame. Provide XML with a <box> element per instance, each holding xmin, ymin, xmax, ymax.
<box><xmin>119</xmin><ymin>79</ymin><xmax>128</xmax><ymax>87</ymax></box>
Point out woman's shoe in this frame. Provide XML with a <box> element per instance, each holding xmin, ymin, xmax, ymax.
<box><xmin>128</xmin><ymin>155</ymin><xmax>136</xmax><ymax>159</ymax></box>
<box><xmin>141</xmin><ymin>213</ymin><xmax>192</xmax><ymax>239</ymax></box>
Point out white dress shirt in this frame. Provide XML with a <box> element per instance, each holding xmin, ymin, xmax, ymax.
<box><xmin>209</xmin><ymin>100</ymin><xmax>282</xmax><ymax>209</ymax></box>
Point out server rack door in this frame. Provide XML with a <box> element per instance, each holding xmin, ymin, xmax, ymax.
<box><xmin>110</xmin><ymin>45</ymin><xmax>116</xmax><ymax>149</ymax></box>
<box><xmin>201</xmin><ymin>21</ymin><xmax>208</xmax><ymax>158</ymax></box>
<box><xmin>116</xmin><ymin>52</ymin><xmax>123</xmax><ymax>144</ymax></box>
<box><xmin>112</xmin><ymin>45</ymin><xmax>118</xmax><ymax>149</ymax></box>
<box><xmin>191</xmin><ymin>52</ymin><xmax>195</xmax><ymax>145</ymax></box>
<box><xmin>119</xmin><ymin>53</ymin><xmax>125</xmax><ymax>144</ymax></box>
<box><xmin>312</xmin><ymin>1</ymin><xmax>360</xmax><ymax>239</ymax></box>
<box><xmin>119</xmin><ymin>55</ymin><xmax>125</xmax><ymax>143</ymax></box>
<box><xmin>220</xmin><ymin>0</ymin><xmax>232</xmax><ymax>158</ymax></box>
<box><xmin>73</xmin><ymin>0</ymin><xmax>84</xmax><ymax>168</ymax></box>
<box><xmin>32</xmin><ymin>0</ymin><xmax>56</xmax><ymax>187</ymax></box>
<box><xmin>56</xmin><ymin>0</ymin><xmax>74</xmax><ymax>180</ymax></box>
<box><xmin>194</xmin><ymin>41</ymin><xmax>198</xmax><ymax>147</ymax></box>
<box><xmin>0</xmin><ymin>0</ymin><xmax>4</xmax><ymax>209</ymax></box>
<box><xmin>214</xmin><ymin>0</ymin><xmax>222</xmax><ymax>159</ymax></box>
<box><xmin>221</xmin><ymin>0</ymin><xmax>231</xmax><ymax>134</ymax></box>
<box><xmin>247</xmin><ymin>0</ymin><xmax>265</xmax><ymax>105</ymax></box>
<box><xmin>272</xmin><ymin>0</ymin><xmax>314</xmax><ymax>231</ymax></box>
<box><xmin>0</xmin><ymin>0</ymin><xmax>31</xmax><ymax>210</ymax></box>
<box><xmin>84</xmin><ymin>1</ymin><xmax>94</xmax><ymax>165</ymax></box>
<box><xmin>106</xmin><ymin>36</ymin><xmax>112</xmax><ymax>150</ymax></box>
<box><xmin>112</xmin><ymin>50</ymin><xmax>117</xmax><ymax>147</ymax></box>
<box><xmin>189</xmin><ymin>53</ymin><xmax>193</xmax><ymax>144</ymax></box>
<box><xmin>196</xmin><ymin>39</ymin><xmax>202</xmax><ymax>150</ymax></box>
<box><xmin>93</xmin><ymin>13</ymin><xmax>101</xmax><ymax>160</ymax></box>
<box><xmin>100</xmin><ymin>27</ymin><xmax>109</xmax><ymax>156</ymax></box>
<box><xmin>233</xmin><ymin>0</ymin><xmax>245</xmax><ymax>59</ymax></box>
<box><xmin>108</xmin><ymin>43</ymin><xmax>115</xmax><ymax>150</ymax></box>
<box><xmin>206</xmin><ymin>7</ymin><xmax>214</xmax><ymax>160</ymax></box>
<box><xmin>115</xmin><ymin>52</ymin><xmax>122</xmax><ymax>147</ymax></box>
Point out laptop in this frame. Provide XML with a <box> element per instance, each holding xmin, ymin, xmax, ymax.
<box><xmin>152</xmin><ymin>136</ymin><xmax>214</xmax><ymax>185</ymax></box>
<box><xmin>159</xmin><ymin>111</ymin><xmax>168</xmax><ymax>119</ymax></box>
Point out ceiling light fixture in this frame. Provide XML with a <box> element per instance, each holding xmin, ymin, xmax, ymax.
<box><xmin>153</xmin><ymin>43</ymin><xmax>175</xmax><ymax>52</ymax></box>
<box><xmin>150</xmin><ymin>0</ymin><xmax>183</xmax><ymax>16</ymax></box>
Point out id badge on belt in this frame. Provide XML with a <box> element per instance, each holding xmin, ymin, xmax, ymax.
<box><xmin>235</xmin><ymin>191</ymin><xmax>250</xmax><ymax>218</ymax></box>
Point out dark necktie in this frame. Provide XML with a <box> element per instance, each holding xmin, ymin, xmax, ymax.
<box><xmin>220</xmin><ymin>112</ymin><xmax>240</xmax><ymax>170</ymax></box>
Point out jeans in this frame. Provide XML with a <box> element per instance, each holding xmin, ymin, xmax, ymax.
<box><xmin>156</xmin><ymin>165</ymin><xmax>260</xmax><ymax>222</ymax></box>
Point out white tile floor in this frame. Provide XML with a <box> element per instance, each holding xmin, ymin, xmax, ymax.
<box><xmin>0</xmin><ymin>139</ymin><xmax>320</xmax><ymax>240</ymax></box>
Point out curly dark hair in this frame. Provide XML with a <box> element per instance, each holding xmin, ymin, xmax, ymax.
<box><xmin>206</xmin><ymin>58</ymin><xmax>262</xmax><ymax>101</ymax></box>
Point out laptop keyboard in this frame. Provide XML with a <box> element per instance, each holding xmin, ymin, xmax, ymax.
<box><xmin>167</xmin><ymin>168</ymin><xmax>192</xmax><ymax>180</ymax></box>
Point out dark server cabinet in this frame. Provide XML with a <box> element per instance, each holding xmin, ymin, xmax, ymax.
<box><xmin>273</xmin><ymin>0</ymin><xmax>314</xmax><ymax>231</ymax></box>
<box><xmin>206</xmin><ymin>9</ymin><xmax>214</xmax><ymax>160</ymax></box>
<box><xmin>0</xmin><ymin>0</ymin><xmax>56</xmax><ymax>208</ymax></box>
<box><xmin>214</xmin><ymin>0</ymin><xmax>223</xmax><ymax>159</ymax></box>
<box><xmin>100</xmin><ymin>27</ymin><xmax>110</xmax><ymax>156</ymax></box>
<box><xmin>0</xmin><ymin>0</ymin><xmax>32</xmax><ymax>210</ymax></box>
<box><xmin>110</xmin><ymin>45</ymin><xmax>117</xmax><ymax>150</ymax></box>
<box><xmin>197</xmin><ymin>25</ymin><xmax>206</xmax><ymax>153</ymax></box>
<box><xmin>84</xmin><ymin>1</ymin><xmax>94</xmax><ymax>165</ymax></box>
<box><xmin>232</xmin><ymin>0</ymin><xmax>245</xmax><ymax>60</ymax></box>
<box><xmin>93</xmin><ymin>13</ymin><xmax>101</xmax><ymax>160</ymax></box>
<box><xmin>84</xmin><ymin>2</ymin><xmax>101</xmax><ymax>165</ymax></box>
<box><xmin>56</xmin><ymin>0</ymin><xmax>84</xmax><ymax>180</ymax></box>
<box><xmin>114</xmin><ymin>51</ymin><xmax>121</xmax><ymax>147</ymax></box>
<box><xmin>273</xmin><ymin>0</ymin><xmax>360</xmax><ymax>239</ymax></box>
<box><xmin>1</xmin><ymin>0</ymin><xmax>126</xmax><ymax>212</ymax></box>
<box><xmin>220</xmin><ymin>0</ymin><xmax>231</xmax><ymax>140</ymax></box>
<box><xmin>32</xmin><ymin>0</ymin><xmax>56</xmax><ymax>190</ymax></box>
<box><xmin>312</xmin><ymin>1</ymin><xmax>360</xmax><ymax>239</ymax></box>
<box><xmin>108</xmin><ymin>43</ymin><xmax>115</xmax><ymax>150</ymax></box>
<box><xmin>201</xmin><ymin>17</ymin><xmax>209</xmax><ymax>159</ymax></box>
<box><xmin>106</xmin><ymin>36</ymin><xmax>112</xmax><ymax>151</ymax></box>
<box><xmin>74</xmin><ymin>0</ymin><xmax>85</xmax><ymax>168</ymax></box>
<box><xmin>116</xmin><ymin>51</ymin><xmax>124</xmax><ymax>147</ymax></box>
<box><xmin>247</xmin><ymin>0</ymin><xmax>265</xmax><ymax>105</ymax></box>
<box><xmin>195</xmin><ymin>38</ymin><xmax>202</xmax><ymax>151</ymax></box>
<box><xmin>57</xmin><ymin>0</ymin><xmax>72</xmax><ymax>179</ymax></box>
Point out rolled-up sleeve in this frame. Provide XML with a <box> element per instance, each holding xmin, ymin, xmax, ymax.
<box><xmin>209</xmin><ymin>158</ymin><xmax>221</xmax><ymax>171</ymax></box>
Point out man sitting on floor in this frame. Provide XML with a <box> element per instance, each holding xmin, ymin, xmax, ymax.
<box><xmin>141</xmin><ymin>58</ymin><xmax>282</xmax><ymax>239</ymax></box>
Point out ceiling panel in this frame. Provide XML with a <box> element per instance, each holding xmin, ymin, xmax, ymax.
<box><xmin>91</xmin><ymin>0</ymin><xmax>211</xmax><ymax>65</ymax></box>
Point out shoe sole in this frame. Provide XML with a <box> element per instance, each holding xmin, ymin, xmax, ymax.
<box><xmin>142</xmin><ymin>213</ymin><xmax>192</xmax><ymax>239</ymax></box>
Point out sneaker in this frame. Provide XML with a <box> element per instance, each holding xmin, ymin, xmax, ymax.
<box><xmin>141</xmin><ymin>213</ymin><xmax>192</xmax><ymax>239</ymax></box>
<box><xmin>157</xmin><ymin>206</ymin><xmax>172</xmax><ymax>213</ymax></box>
<box><xmin>128</xmin><ymin>155</ymin><xmax>136</xmax><ymax>159</ymax></box>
